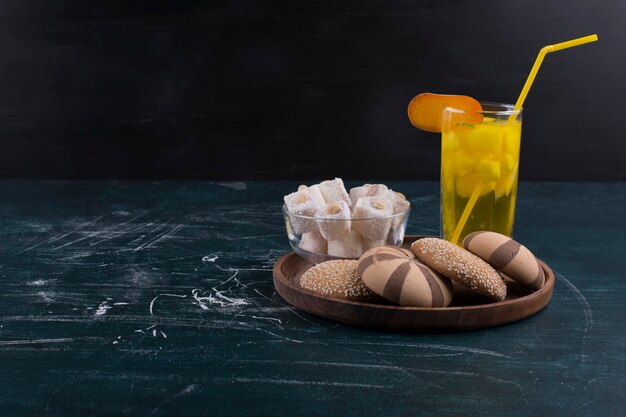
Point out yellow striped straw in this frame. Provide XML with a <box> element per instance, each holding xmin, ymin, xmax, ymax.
<box><xmin>450</xmin><ymin>34</ymin><xmax>598</xmax><ymax>246</ymax></box>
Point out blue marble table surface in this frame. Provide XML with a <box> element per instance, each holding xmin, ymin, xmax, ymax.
<box><xmin>0</xmin><ymin>180</ymin><xmax>624</xmax><ymax>416</ymax></box>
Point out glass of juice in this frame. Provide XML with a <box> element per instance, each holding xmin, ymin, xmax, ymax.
<box><xmin>440</xmin><ymin>102</ymin><xmax>522</xmax><ymax>246</ymax></box>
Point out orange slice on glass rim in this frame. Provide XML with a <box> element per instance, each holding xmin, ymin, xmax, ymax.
<box><xmin>407</xmin><ymin>93</ymin><xmax>483</xmax><ymax>133</ymax></box>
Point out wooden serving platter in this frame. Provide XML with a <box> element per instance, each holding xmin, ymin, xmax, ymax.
<box><xmin>273</xmin><ymin>235</ymin><xmax>554</xmax><ymax>331</ymax></box>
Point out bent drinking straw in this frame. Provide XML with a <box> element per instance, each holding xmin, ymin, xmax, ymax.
<box><xmin>449</xmin><ymin>34</ymin><xmax>599</xmax><ymax>245</ymax></box>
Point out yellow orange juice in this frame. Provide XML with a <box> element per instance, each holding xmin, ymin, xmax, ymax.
<box><xmin>441</xmin><ymin>103</ymin><xmax>522</xmax><ymax>245</ymax></box>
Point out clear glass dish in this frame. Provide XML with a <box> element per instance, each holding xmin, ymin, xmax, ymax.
<box><xmin>282</xmin><ymin>204</ymin><xmax>411</xmax><ymax>264</ymax></box>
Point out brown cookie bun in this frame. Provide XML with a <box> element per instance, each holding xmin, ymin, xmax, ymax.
<box><xmin>410</xmin><ymin>238</ymin><xmax>506</xmax><ymax>301</ymax></box>
<box><xmin>362</xmin><ymin>245</ymin><xmax>415</xmax><ymax>260</ymax></box>
<box><xmin>398</xmin><ymin>248</ymin><xmax>416</xmax><ymax>259</ymax></box>
<box><xmin>463</xmin><ymin>231</ymin><xmax>545</xmax><ymax>290</ymax></box>
<box><xmin>358</xmin><ymin>246</ymin><xmax>454</xmax><ymax>307</ymax></box>
<box><xmin>300</xmin><ymin>260</ymin><xmax>377</xmax><ymax>301</ymax></box>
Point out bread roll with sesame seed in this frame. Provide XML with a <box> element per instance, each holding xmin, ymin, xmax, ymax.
<box><xmin>300</xmin><ymin>260</ymin><xmax>378</xmax><ymax>301</ymax></box>
<box><xmin>358</xmin><ymin>246</ymin><xmax>454</xmax><ymax>307</ymax></box>
<box><xmin>411</xmin><ymin>238</ymin><xmax>506</xmax><ymax>301</ymax></box>
<box><xmin>463</xmin><ymin>231</ymin><xmax>545</xmax><ymax>290</ymax></box>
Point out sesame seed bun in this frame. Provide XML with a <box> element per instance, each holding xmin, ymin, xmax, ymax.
<box><xmin>299</xmin><ymin>260</ymin><xmax>378</xmax><ymax>302</ymax></box>
<box><xmin>410</xmin><ymin>238</ymin><xmax>506</xmax><ymax>301</ymax></box>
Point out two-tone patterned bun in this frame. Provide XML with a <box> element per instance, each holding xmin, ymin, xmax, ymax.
<box><xmin>411</xmin><ymin>238</ymin><xmax>506</xmax><ymax>301</ymax></box>
<box><xmin>463</xmin><ymin>231</ymin><xmax>545</xmax><ymax>290</ymax></box>
<box><xmin>358</xmin><ymin>246</ymin><xmax>454</xmax><ymax>307</ymax></box>
<box><xmin>368</xmin><ymin>245</ymin><xmax>416</xmax><ymax>260</ymax></box>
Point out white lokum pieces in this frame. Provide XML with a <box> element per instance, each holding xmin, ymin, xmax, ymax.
<box><xmin>349</xmin><ymin>184</ymin><xmax>388</xmax><ymax>207</ymax></box>
<box><xmin>284</xmin><ymin>190</ymin><xmax>317</xmax><ymax>216</ymax></box>
<box><xmin>318</xmin><ymin>178</ymin><xmax>351</xmax><ymax>207</ymax></box>
<box><xmin>327</xmin><ymin>229</ymin><xmax>363</xmax><ymax>258</ymax></box>
<box><xmin>298</xmin><ymin>184</ymin><xmax>325</xmax><ymax>206</ymax></box>
<box><xmin>283</xmin><ymin>179</ymin><xmax>411</xmax><ymax>258</ymax></box>
<box><xmin>362</xmin><ymin>238</ymin><xmax>387</xmax><ymax>252</ymax></box>
<box><xmin>315</xmin><ymin>201</ymin><xmax>351</xmax><ymax>241</ymax></box>
<box><xmin>352</xmin><ymin>197</ymin><xmax>393</xmax><ymax>245</ymax></box>
<box><xmin>386</xmin><ymin>190</ymin><xmax>411</xmax><ymax>215</ymax></box>
<box><xmin>299</xmin><ymin>230</ymin><xmax>327</xmax><ymax>255</ymax></box>
<box><xmin>386</xmin><ymin>189</ymin><xmax>411</xmax><ymax>230</ymax></box>
<box><xmin>284</xmin><ymin>190</ymin><xmax>320</xmax><ymax>234</ymax></box>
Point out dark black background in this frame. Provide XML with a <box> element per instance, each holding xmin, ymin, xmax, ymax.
<box><xmin>0</xmin><ymin>0</ymin><xmax>623</xmax><ymax>180</ymax></box>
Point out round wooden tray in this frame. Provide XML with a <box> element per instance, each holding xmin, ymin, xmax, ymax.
<box><xmin>273</xmin><ymin>235</ymin><xmax>554</xmax><ymax>331</ymax></box>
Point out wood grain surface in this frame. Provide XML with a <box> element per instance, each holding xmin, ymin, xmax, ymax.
<box><xmin>0</xmin><ymin>180</ymin><xmax>624</xmax><ymax>416</ymax></box>
<box><xmin>0</xmin><ymin>1</ymin><xmax>623</xmax><ymax>180</ymax></box>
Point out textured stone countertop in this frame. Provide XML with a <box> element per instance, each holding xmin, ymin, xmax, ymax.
<box><xmin>0</xmin><ymin>181</ymin><xmax>624</xmax><ymax>416</ymax></box>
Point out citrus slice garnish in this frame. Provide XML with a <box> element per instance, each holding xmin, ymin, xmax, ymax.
<box><xmin>407</xmin><ymin>93</ymin><xmax>483</xmax><ymax>133</ymax></box>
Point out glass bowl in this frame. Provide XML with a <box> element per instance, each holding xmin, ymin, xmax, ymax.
<box><xmin>282</xmin><ymin>204</ymin><xmax>411</xmax><ymax>264</ymax></box>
